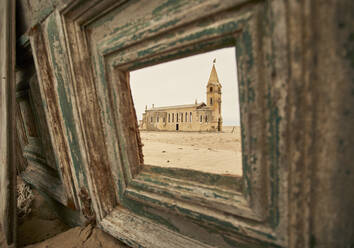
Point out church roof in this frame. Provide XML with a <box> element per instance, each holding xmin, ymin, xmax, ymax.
<box><xmin>147</xmin><ymin>102</ymin><xmax>206</xmax><ymax>111</ymax></box>
<box><xmin>207</xmin><ymin>63</ymin><xmax>221</xmax><ymax>86</ymax></box>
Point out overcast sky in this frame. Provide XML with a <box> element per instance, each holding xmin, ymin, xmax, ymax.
<box><xmin>130</xmin><ymin>47</ymin><xmax>240</xmax><ymax>126</ymax></box>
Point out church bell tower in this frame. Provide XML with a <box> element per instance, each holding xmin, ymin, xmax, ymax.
<box><xmin>206</xmin><ymin>59</ymin><xmax>222</xmax><ymax>130</ymax></box>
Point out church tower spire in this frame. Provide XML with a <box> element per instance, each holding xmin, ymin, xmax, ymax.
<box><xmin>206</xmin><ymin>59</ymin><xmax>222</xmax><ymax>131</ymax></box>
<box><xmin>208</xmin><ymin>62</ymin><xmax>220</xmax><ymax>84</ymax></box>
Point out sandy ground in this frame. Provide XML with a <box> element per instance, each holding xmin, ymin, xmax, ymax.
<box><xmin>18</xmin><ymin>191</ymin><xmax>70</xmax><ymax>247</ymax></box>
<box><xmin>18</xmin><ymin>187</ymin><xmax>127</xmax><ymax>248</ymax></box>
<box><xmin>0</xmin><ymin>178</ymin><xmax>128</xmax><ymax>248</ymax></box>
<box><xmin>25</xmin><ymin>225</ymin><xmax>128</xmax><ymax>248</ymax></box>
<box><xmin>141</xmin><ymin>126</ymin><xmax>243</xmax><ymax>175</ymax></box>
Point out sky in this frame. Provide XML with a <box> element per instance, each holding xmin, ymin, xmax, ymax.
<box><xmin>130</xmin><ymin>47</ymin><xmax>240</xmax><ymax>126</ymax></box>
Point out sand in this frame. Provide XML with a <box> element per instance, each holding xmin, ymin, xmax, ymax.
<box><xmin>25</xmin><ymin>225</ymin><xmax>128</xmax><ymax>248</ymax></box>
<box><xmin>0</xmin><ymin>178</ymin><xmax>129</xmax><ymax>247</ymax></box>
<box><xmin>19</xmin><ymin>189</ymin><xmax>128</xmax><ymax>248</ymax></box>
<box><xmin>140</xmin><ymin>126</ymin><xmax>243</xmax><ymax>175</ymax></box>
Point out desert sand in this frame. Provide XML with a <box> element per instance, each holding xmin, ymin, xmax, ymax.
<box><xmin>140</xmin><ymin>126</ymin><xmax>243</xmax><ymax>176</ymax></box>
<box><xmin>0</xmin><ymin>178</ymin><xmax>128</xmax><ymax>248</ymax></box>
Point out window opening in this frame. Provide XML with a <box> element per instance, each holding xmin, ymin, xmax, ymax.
<box><xmin>130</xmin><ymin>47</ymin><xmax>242</xmax><ymax>176</ymax></box>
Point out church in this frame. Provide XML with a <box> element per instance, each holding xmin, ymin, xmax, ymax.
<box><xmin>140</xmin><ymin>61</ymin><xmax>222</xmax><ymax>132</ymax></box>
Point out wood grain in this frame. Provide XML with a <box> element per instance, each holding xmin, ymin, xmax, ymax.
<box><xmin>0</xmin><ymin>0</ymin><xmax>16</xmax><ymax>246</ymax></box>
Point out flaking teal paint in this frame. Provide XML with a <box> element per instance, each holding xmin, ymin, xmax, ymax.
<box><xmin>46</xmin><ymin>14</ymin><xmax>88</xmax><ymax>188</ymax></box>
<box><xmin>127</xmin><ymin>37</ymin><xmax>235</xmax><ymax>71</ymax></box>
<box><xmin>152</xmin><ymin>0</ymin><xmax>184</xmax><ymax>16</ymax></box>
<box><xmin>144</xmin><ymin>165</ymin><xmax>242</xmax><ymax>192</ymax></box>
<box><xmin>241</xmin><ymin>29</ymin><xmax>254</xmax><ymax>72</ymax></box>
<box><xmin>125</xmin><ymin>189</ymin><xmax>246</xmax><ymax>237</ymax></box>
<box><xmin>122</xmin><ymin>193</ymin><xmax>181</xmax><ymax>232</ymax></box>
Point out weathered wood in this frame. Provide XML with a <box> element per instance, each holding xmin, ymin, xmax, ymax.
<box><xmin>0</xmin><ymin>0</ymin><xmax>16</xmax><ymax>246</ymax></box>
<box><xmin>19</xmin><ymin>0</ymin><xmax>354</xmax><ymax>247</ymax></box>
<box><xmin>15</xmin><ymin>126</ymin><xmax>28</xmax><ymax>174</ymax></box>
<box><xmin>29</xmin><ymin>73</ymin><xmax>58</xmax><ymax>171</ymax></box>
<box><xmin>30</xmin><ymin>21</ymin><xmax>82</xmax><ymax>210</ymax></box>
<box><xmin>100</xmin><ymin>208</ymin><xmax>215</xmax><ymax>248</ymax></box>
<box><xmin>59</xmin><ymin>1</ymin><xmax>286</xmax><ymax>247</ymax></box>
<box><xmin>21</xmin><ymin>162</ymin><xmax>66</xmax><ymax>205</ymax></box>
<box><xmin>292</xmin><ymin>1</ymin><xmax>354</xmax><ymax>247</ymax></box>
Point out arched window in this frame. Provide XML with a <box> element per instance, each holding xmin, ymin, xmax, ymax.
<box><xmin>168</xmin><ymin>114</ymin><xmax>170</xmax><ymax>122</ymax></box>
<box><xmin>190</xmin><ymin>112</ymin><xmax>192</xmax><ymax>122</ymax></box>
<box><xmin>176</xmin><ymin>113</ymin><xmax>179</xmax><ymax>122</ymax></box>
<box><xmin>181</xmin><ymin>113</ymin><xmax>183</xmax><ymax>122</ymax></box>
<box><xmin>200</xmin><ymin>115</ymin><xmax>202</xmax><ymax>122</ymax></box>
<box><xmin>210</xmin><ymin>87</ymin><xmax>213</xmax><ymax>92</ymax></box>
<box><xmin>205</xmin><ymin>115</ymin><xmax>208</xmax><ymax>122</ymax></box>
<box><xmin>172</xmin><ymin>113</ymin><xmax>174</xmax><ymax>122</ymax></box>
<box><xmin>210</xmin><ymin>97</ymin><xmax>213</xmax><ymax>105</ymax></box>
<box><xmin>185</xmin><ymin>112</ymin><xmax>187</xmax><ymax>122</ymax></box>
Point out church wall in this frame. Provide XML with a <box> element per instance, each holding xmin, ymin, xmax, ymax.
<box><xmin>141</xmin><ymin>107</ymin><xmax>218</xmax><ymax>132</ymax></box>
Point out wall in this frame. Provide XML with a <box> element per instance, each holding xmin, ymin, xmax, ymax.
<box><xmin>141</xmin><ymin>107</ymin><xmax>218</xmax><ymax>132</ymax></box>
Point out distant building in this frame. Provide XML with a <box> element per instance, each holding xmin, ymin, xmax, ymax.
<box><xmin>140</xmin><ymin>61</ymin><xmax>222</xmax><ymax>131</ymax></box>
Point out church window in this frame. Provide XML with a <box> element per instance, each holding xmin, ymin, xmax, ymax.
<box><xmin>200</xmin><ymin>115</ymin><xmax>203</xmax><ymax>122</ymax></box>
<box><xmin>185</xmin><ymin>112</ymin><xmax>187</xmax><ymax>122</ymax></box>
<box><xmin>190</xmin><ymin>112</ymin><xmax>192</xmax><ymax>122</ymax></box>
<box><xmin>176</xmin><ymin>113</ymin><xmax>179</xmax><ymax>122</ymax></box>
<box><xmin>181</xmin><ymin>113</ymin><xmax>183</xmax><ymax>122</ymax></box>
<box><xmin>205</xmin><ymin>115</ymin><xmax>208</xmax><ymax>122</ymax></box>
<box><xmin>168</xmin><ymin>114</ymin><xmax>170</xmax><ymax>122</ymax></box>
<box><xmin>210</xmin><ymin>87</ymin><xmax>213</xmax><ymax>92</ymax></box>
<box><xmin>210</xmin><ymin>97</ymin><xmax>213</xmax><ymax>105</ymax></box>
<box><xmin>172</xmin><ymin>113</ymin><xmax>174</xmax><ymax>122</ymax></box>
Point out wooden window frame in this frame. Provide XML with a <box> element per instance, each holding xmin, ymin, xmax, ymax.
<box><xmin>29</xmin><ymin>1</ymin><xmax>291</xmax><ymax>247</ymax></box>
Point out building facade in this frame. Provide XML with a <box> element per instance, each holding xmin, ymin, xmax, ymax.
<box><xmin>140</xmin><ymin>62</ymin><xmax>223</xmax><ymax>132</ymax></box>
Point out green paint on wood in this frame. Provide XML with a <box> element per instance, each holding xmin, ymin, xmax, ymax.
<box><xmin>46</xmin><ymin>14</ymin><xmax>88</xmax><ymax>189</ymax></box>
<box><xmin>266</xmin><ymin>86</ymin><xmax>281</xmax><ymax>228</ymax></box>
<box><xmin>87</xmin><ymin>0</ymin><xmax>140</xmax><ymax>30</ymax></box>
<box><xmin>152</xmin><ymin>0</ymin><xmax>183</xmax><ymax>16</ymax></box>
<box><xmin>31</xmin><ymin>4</ymin><xmax>55</xmax><ymax>28</ymax></box>
<box><xmin>245</xmin><ymin>227</ymin><xmax>277</xmax><ymax>241</ymax></box>
<box><xmin>144</xmin><ymin>165</ymin><xmax>243</xmax><ymax>192</ymax></box>
<box><xmin>241</xmin><ymin>28</ymin><xmax>254</xmax><ymax>71</ymax></box>
<box><xmin>135</xmin><ymin>170</ymin><xmax>242</xmax><ymax>205</ymax></box>
<box><xmin>125</xmin><ymin>188</ymin><xmax>243</xmax><ymax>235</ymax></box>
<box><xmin>122</xmin><ymin>193</ymin><xmax>180</xmax><ymax>233</ymax></box>
<box><xmin>126</xmin><ymin>36</ymin><xmax>235</xmax><ymax>71</ymax></box>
